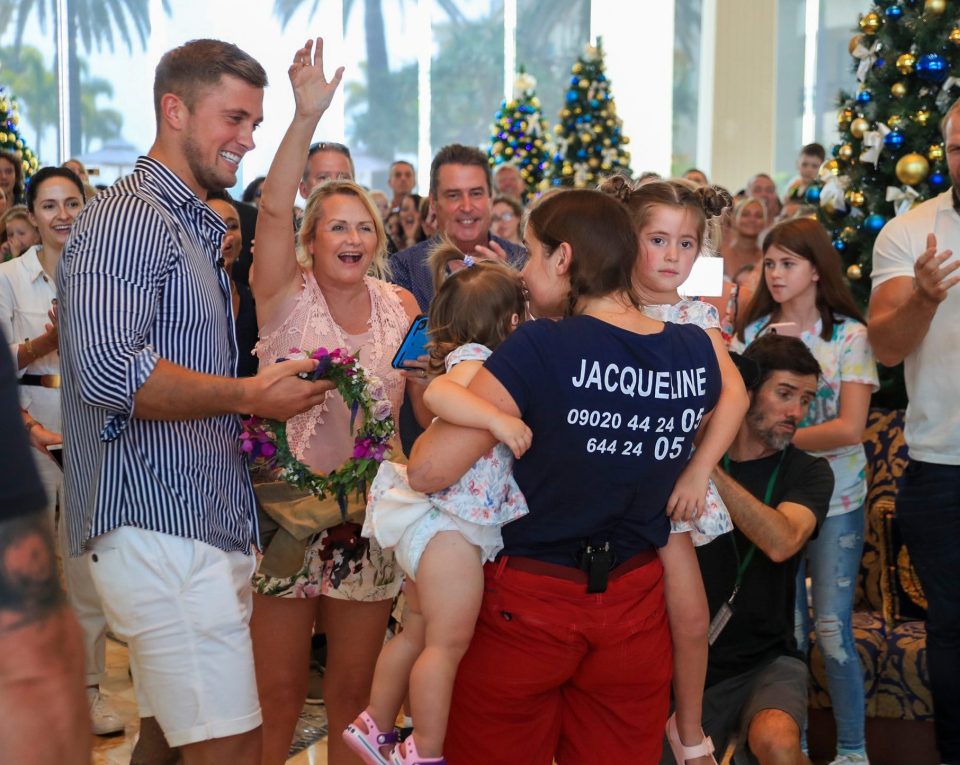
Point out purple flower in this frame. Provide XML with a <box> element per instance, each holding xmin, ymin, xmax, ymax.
<box><xmin>373</xmin><ymin>399</ymin><xmax>392</xmax><ymax>422</ymax></box>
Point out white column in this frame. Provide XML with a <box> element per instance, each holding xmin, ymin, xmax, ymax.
<box><xmin>504</xmin><ymin>0</ymin><xmax>517</xmax><ymax>102</ymax></box>
<box><xmin>417</xmin><ymin>0</ymin><xmax>433</xmax><ymax>183</ymax></box>
<box><xmin>696</xmin><ymin>0</ymin><xmax>717</xmax><ymax>176</ymax></box>
<box><xmin>56</xmin><ymin>0</ymin><xmax>70</xmax><ymax>163</ymax></box>
<box><xmin>590</xmin><ymin>0</ymin><xmax>675</xmax><ymax>177</ymax></box>
<box><xmin>802</xmin><ymin>0</ymin><xmax>821</xmax><ymax>145</ymax></box>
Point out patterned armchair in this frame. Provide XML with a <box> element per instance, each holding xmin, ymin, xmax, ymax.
<box><xmin>808</xmin><ymin>408</ymin><xmax>932</xmax><ymax>720</ymax></box>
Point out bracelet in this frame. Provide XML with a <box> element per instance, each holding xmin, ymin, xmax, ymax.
<box><xmin>23</xmin><ymin>338</ymin><xmax>36</xmax><ymax>361</ymax></box>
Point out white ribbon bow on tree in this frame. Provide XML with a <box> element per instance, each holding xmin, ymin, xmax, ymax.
<box><xmin>886</xmin><ymin>185</ymin><xmax>921</xmax><ymax>216</ymax></box>
<box><xmin>860</xmin><ymin>124</ymin><xmax>891</xmax><ymax>167</ymax></box>
<box><xmin>513</xmin><ymin>72</ymin><xmax>537</xmax><ymax>99</ymax></box>
<box><xmin>819</xmin><ymin>174</ymin><xmax>850</xmax><ymax>214</ymax></box>
<box><xmin>852</xmin><ymin>40</ymin><xmax>882</xmax><ymax>83</ymax></box>
<box><xmin>937</xmin><ymin>76</ymin><xmax>960</xmax><ymax>110</ymax></box>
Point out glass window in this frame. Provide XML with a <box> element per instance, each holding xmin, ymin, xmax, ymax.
<box><xmin>430</xmin><ymin>0</ymin><xmax>504</xmax><ymax>156</ymax></box>
<box><xmin>515</xmin><ymin>0</ymin><xmax>592</xmax><ymax>137</ymax></box>
<box><xmin>672</xmin><ymin>0</ymin><xmax>703</xmax><ymax>176</ymax></box>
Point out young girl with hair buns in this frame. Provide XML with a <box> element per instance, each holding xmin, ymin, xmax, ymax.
<box><xmin>600</xmin><ymin>175</ymin><xmax>749</xmax><ymax>765</ymax></box>
<box><xmin>346</xmin><ymin>243</ymin><xmax>531</xmax><ymax>765</ymax></box>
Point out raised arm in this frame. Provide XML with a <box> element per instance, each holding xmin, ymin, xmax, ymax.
<box><xmin>667</xmin><ymin>327</ymin><xmax>749</xmax><ymax>520</ymax></box>
<box><xmin>251</xmin><ymin>37</ymin><xmax>344</xmax><ymax>323</ymax></box>
<box><xmin>868</xmin><ymin>233</ymin><xmax>960</xmax><ymax>366</ymax></box>
<box><xmin>408</xmin><ymin>366</ymin><xmax>516</xmax><ymax>492</ymax></box>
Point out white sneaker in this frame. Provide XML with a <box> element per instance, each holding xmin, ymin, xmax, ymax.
<box><xmin>828</xmin><ymin>754</ymin><xmax>869</xmax><ymax>765</ymax></box>
<box><xmin>88</xmin><ymin>688</ymin><xmax>124</xmax><ymax>736</ymax></box>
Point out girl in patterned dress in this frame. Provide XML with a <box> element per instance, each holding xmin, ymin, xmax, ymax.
<box><xmin>733</xmin><ymin>217</ymin><xmax>877</xmax><ymax>765</ymax></box>
<box><xmin>601</xmin><ymin>176</ymin><xmax>750</xmax><ymax>765</ymax></box>
<box><xmin>345</xmin><ymin>251</ymin><xmax>531</xmax><ymax>765</ymax></box>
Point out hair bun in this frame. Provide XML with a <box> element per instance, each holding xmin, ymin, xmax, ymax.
<box><xmin>696</xmin><ymin>185</ymin><xmax>733</xmax><ymax>220</ymax></box>
<box><xmin>597</xmin><ymin>174</ymin><xmax>633</xmax><ymax>204</ymax></box>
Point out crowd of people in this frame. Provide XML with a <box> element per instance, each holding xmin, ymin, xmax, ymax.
<box><xmin>0</xmin><ymin>33</ymin><xmax>958</xmax><ymax>765</ymax></box>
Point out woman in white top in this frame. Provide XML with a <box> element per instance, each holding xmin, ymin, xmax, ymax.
<box><xmin>0</xmin><ymin>165</ymin><xmax>123</xmax><ymax>734</ymax></box>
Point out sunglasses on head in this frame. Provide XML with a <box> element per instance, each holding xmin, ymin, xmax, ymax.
<box><xmin>308</xmin><ymin>141</ymin><xmax>351</xmax><ymax>159</ymax></box>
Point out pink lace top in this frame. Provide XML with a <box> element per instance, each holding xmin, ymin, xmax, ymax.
<box><xmin>256</xmin><ymin>271</ymin><xmax>409</xmax><ymax>473</ymax></box>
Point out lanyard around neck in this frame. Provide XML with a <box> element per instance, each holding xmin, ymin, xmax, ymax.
<box><xmin>722</xmin><ymin>449</ymin><xmax>786</xmax><ymax>588</ymax></box>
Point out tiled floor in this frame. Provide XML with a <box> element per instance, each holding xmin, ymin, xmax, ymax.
<box><xmin>91</xmin><ymin>639</ymin><xmax>330</xmax><ymax>764</ymax></box>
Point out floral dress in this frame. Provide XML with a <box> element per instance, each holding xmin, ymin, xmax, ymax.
<box><xmin>643</xmin><ymin>299</ymin><xmax>733</xmax><ymax>545</ymax></box>
<box><xmin>363</xmin><ymin>343</ymin><xmax>529</xmax><ymax>579</ymax></box>
<box><xmin>252</xmin><ymin>272</ymin><xmax>408</xmax><ymax>601</ymax></box>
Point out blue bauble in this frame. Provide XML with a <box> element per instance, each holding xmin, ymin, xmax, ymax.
<box><xmin>864</xmin><ymin>214</ymin><xmax>886</xmax><ymax>233</ymax></box>
<box><xmin>856</xmin><ymin>89</ymin><xmax>873</xmax><ymax>103</ymax></box>
<box><xmin>833</xmin><ymin>238</ymin><xmax>847</xmax><ymax>252</ymax></box>
<box><xmin>577</xmin><ymin>149</ymin><xmax>587</xmax><ymax>159</ymax></box>
<box><xmin>804</xmin><ymin>185</ymin><xmax>822</xmax><ymax>204</ymax></box>
<box><xmin>885</xmin><ymin>5</ymin><xmax>903</xmax><ymax>19</ymax></box>
<box><xmin>832</xmin><ymin>144</ymin><xmax>841</xmax><ymax>157</ymax></box>
<box><xmin>566</xmin><ymin>90</ymin><xmax>578</xmax><ymax>102</ymax></box>
<box><xmin>875</xmin><ymin>57</ymin><xmax>885</xmax><ymax>68</ymax></box>
<box><xmin>571</xmin><ymin>76</ymin><xmax>580</xmax><ymax>85</ymax></box>
<box><xmin>931</xmin><ymin>171</ymin><xmax>947</xmax><ymax>188</ymax></box>
<box><xmin>917</xmin><ymin>54</ymin><xmax>949</xmax><ymax>84</ymax></box>
<box><xmin>590</xmin><ymin>99</ymin><xmax>600</xmax><ymax>108</ymax></box>
<box><xmin>884</xmin><ymin>130</ymin><xmax>905</xmax><ymax>150</ymax></box>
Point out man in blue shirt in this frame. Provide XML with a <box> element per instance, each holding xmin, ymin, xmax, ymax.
<box><xmin>58</xmin><ymin>39</ymin><xmax>332</xmax><ymax>764</ymax></box>
<box><xmin>390</xmin><ymin>143</ymin><xmax>525</xmax><ymax>312</ymax></box>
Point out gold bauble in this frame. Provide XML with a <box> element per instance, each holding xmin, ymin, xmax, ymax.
<box><xmin>838</xmin><ymin>144</ymin><xmax>855</xmax><ymax>161</ymax></box>
<box><xmin>888</xmin><ymin>114</ymin><xmax>903</xmax><ymax>129</ymax></box>
<box><xmin>896</xmin><ymin>153</ymin><xmax>930</xmax><ymax>185</ymax></box>
<box><xmin>891</xmin><ymin>81</ymin><xmax>908</xmax><ymax>98</ymax></box>
<box><xmin>601</xmin><ymin>161</ymin><xmax>612</xmax><ymax>171</ymax></box>
<box><xmin>821</xmin><ymin>159</ymin><xmax>841</xmax><ymax>176</ymax></box>
<box><xmin>578</xmin><ymin>79</ymin><xmax>589</xmax><ymax>89</ymax></box>
<box><xmin>504</xmin><ymin>146</ymin><xmax>514</xmax><ymax>157</ymax></box>
<box><xmin>897</xmin><ymin>53</ymin><xmax>917</xmax><ymax>74</ymax></box>
<box><xmin>849</xmin><ymin>34</ymin><xmax>865</xmax><ymax>55</ymax></box>
<box><xmin>581</xmin><ymin>132</ymin><xmax>592</xmax><ymax>144</ymax></box>
<box><xmin>841</xmin><ymin>226</ymin><xmax>858</xmax><ymax>241</ymax></box>
<box><xmin>562</xmin><ymin>165</ymin><xmax>573</xmax><ymax>176</ymax></box>
<box><xmin>605</xmin><ymin>119</ymin><xmax>614</xmax><ymax>127</ymax></box>
<box><xmin>0</xmin><ymin>133</ymin><xmax>7</xmax><ymax>143</ymax></box>
<box><xmin>914</xmin><ymin>109</ymin><xmax>931</xmax><ymax>126</ymax></box>
<box><xmin>603</xmin><ymin>138</ymin><xmax>612</xmax><ymax>147</ymax></box>
<box><xmin>845</xmin><ymin>189</ymin><xmax>865</xmax><ymax>207</ymax></box>
<box><xmin>622</xmin><ymin>136</ymin><xmax>630</xmax><ymax>145</ymax></box>
<box><xmin>588</xmin><ymin>157</ymin><xmax>600</xmax><ymax>168</ymax></box>
<box><xmin>860</xmin><ymin>11</ymin><xmax>882</xmax><ymax>34</ymax></box>
<box><xmin>838</xmin><ymin>108</ymin><xmax>854</xmax><ymax>126</ymax></box>
<box><xmin>850</xmin><ymin>117</ymin><xmax>870</xmax><ymax>138</ymax></box>
<box><xmin>574</xmin><ymin>107</ymin><xmax>582</xmax><ymax>115</ymax></box>
<box><xmin>553</xmin><ymin>125</ymin><xmax>563</xmax><ymax>135</ymax></box>
<box><xmin>925</xmin><ymin>0</ymin><xmax>946</xmax><ymax>14</ymax></box>
<box><xmin>847</xmin><ymin>263</ymin><xmax>863</xmax><ymax>281</ymax></box>
<box><xmin>929</xmin><ymin>143</ymin><xmax>945</xmax><ymax>161</ymax></box>
<box><xmin>950</xmin><ymin>27</ymin><xmax>960</xmax><ymax>45</ymax></box>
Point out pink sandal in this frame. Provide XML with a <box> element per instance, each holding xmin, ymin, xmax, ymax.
<box><xmin>343</xmin><ymin>711</ymin><xmax>400</xmax><ymax>765</ymax></box>
<box><xmin>389</xmin><ymin>736</ymin><xmax>447</xmax><ymax>765</ymax></box>
<box><xmin>666</xmin><ymin>712</ymin><xmax>717</xmax><ymax>765</ymax></box>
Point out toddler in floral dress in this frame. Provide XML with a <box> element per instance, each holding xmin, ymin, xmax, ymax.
<box><xmin>346</xmin><ymin>253</ymin><xmax>530</xmax><ymax>765</ymax></box>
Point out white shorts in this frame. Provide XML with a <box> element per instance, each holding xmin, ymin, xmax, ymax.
<box><xmin>87</xmin><ymin>526</ymin><xmax>261</xmax><ymax>747</ymax></box>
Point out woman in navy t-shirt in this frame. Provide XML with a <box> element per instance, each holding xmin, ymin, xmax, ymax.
<box><xmin>408</xmin><ymin>189</ymin><xmax>720</xmax><ymax>764</ymax></box>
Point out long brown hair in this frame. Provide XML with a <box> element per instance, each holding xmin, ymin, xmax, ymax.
<box><xmin>426</xmin><ymin>239</ymin><xmax>526</xmax><ymax>374</ymax></box>
<box><xmin>736</xmin><ymin>217</ymin><xmax>866</xmax><ymax>342</ymax></box>
<box><xmin>526</xmin><ymin>188</ymin><xmax>639</xmax><ymax>316</ymax></box>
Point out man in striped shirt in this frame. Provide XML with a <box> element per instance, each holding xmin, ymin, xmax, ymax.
<box><xmin>58</xmin><ymin>39</ymin><xmax>332</xmax><ymax>764</ymax></box>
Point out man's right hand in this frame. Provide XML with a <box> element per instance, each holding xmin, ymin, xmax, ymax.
<box><xmin>915</xmin><ymin>233</ymin><xmax>960</xmax><ymax>305</ymax></box>
<box><xmin>241</xmin><ymin>358</ymin><xmax>334</xmax><ymax>420</ymax></box>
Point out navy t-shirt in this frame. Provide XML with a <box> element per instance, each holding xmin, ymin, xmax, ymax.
<box><xmin>484</xmin><ymin>315</ymin><xmax>720</xmax><ymax>567</ymax></box>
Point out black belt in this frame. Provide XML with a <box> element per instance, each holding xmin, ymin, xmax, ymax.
<box><xmin>19</xmin><ymin>374</ymin><xmax>61</xmax><ymax>388</ymax></box>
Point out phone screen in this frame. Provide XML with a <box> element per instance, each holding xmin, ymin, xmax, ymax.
<box><xmin>391</xmin><ymin>316</ymin><xmax>430</xmax><ymax>369</ymax></box>
<box><xmin>47</xmin><ymin>444</ymin><xmax>64</xmax><ymax>468</ymax></box>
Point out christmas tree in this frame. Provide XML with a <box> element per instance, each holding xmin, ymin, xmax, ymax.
<box><xmin>0</xmin><ymin>85</ymin><xmax>41</xmax><ymax>198</ymax></box>
<box><xmin>806</xmin><ymin>0</ymin><xmax>957</xmax><ymax>307</ymax></box>
<box><xmin>487</xmin><ymin>68</ymin><xmax>552</xmax><ymax>200</ymax></box>
<box><xmin>549</xmin><ymin>39</ymin><xmax>631</xmax><ymax>188</ymax></box>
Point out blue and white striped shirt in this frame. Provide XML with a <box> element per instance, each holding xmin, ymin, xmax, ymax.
<box><xmin>58</xmin><ymin>156</ymin><xmax>257</xmax><ymax>556</ymax></box>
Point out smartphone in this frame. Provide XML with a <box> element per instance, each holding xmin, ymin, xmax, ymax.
<box><xmin>391</xmin><ymin>315</ymin><xmax>429</xmax><ymax>369</ymax></box>
<box><xmin>47</xmin><ymin>443</ymin><xmax>64</xmax><ymax>468</ymax></box>
<box><xmin>768</xmin><ymin>322</ymin><xmax>801</xmax><ymax>337</ymax></box>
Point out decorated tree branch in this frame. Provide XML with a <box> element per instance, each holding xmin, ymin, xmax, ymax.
<box><xmin>487</xmin><ymin>67</ymin><xmax>552</xmax><ymax>199</ymax></box>
<box><xmin>0</xmin><ymin>85</ymin><xmax>40</xmax><ymax>201</ymax></box>
<box><xmin>549</xmin><ymin>39</ymin><xmax>631</xmax><ymax>188</ymax></box>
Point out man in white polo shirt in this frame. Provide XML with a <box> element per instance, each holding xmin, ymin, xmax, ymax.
<box><xmin>868</xmin><ymin>97</ymin><xmax>960</xmax><ymax>765</ymax></box>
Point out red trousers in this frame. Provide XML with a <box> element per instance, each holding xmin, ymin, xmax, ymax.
<box><xmin>445</xmin><ymin>555</ymin><xmax>672</xmax><ymax>765</ymax></box>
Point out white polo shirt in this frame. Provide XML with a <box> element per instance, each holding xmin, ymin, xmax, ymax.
<box><xmin>872</xmin><ymin>189</ymin><xmax>960</xmax><ymax>465</ymax></box>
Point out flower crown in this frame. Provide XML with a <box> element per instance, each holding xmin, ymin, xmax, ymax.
<box><xmin>241</xmin><ymin>347</ymin><xmax>395</xmax><ymax>519</ymax></box>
